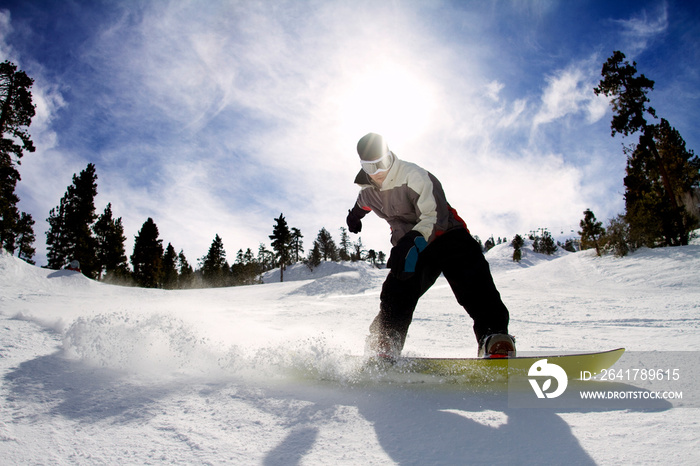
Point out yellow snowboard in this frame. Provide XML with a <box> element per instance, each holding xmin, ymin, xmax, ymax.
<box><xmin>362</xmin><ymin>348</ymin><xmax>625</xmax><ymax>382</ymax></box>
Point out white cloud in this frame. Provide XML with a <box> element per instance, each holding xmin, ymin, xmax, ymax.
<box><xmin>0</xmin><ymin>9</ymin><xmax>13</xmax><ymax>59</ymax></box>
<box><xmin>615</xmin><ymin>1</ymin><xmax>669</xmax><ymax>55</ymax></box>
<box><xmin>423</xmin><ymin>142</ymin><xmax>588</xmax><ymax>240</ymax></box>
<box><xmin>497</xmin><ymin>99</ymin><xmax>528</xmax><ymax>129</ymax></box>
<box><xmin>532</xmin><ymin>60</ymin><xmax>608</xmax><ymax>128</ymax></box>
<box><xmin>485</xmin><ymin>80</ymin><xmax>505</xmax><ymax>102</ymax></box>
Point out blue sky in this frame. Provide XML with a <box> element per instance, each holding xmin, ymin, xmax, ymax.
<box><xmin>1</xmin><ymin>0</ymin><xmax>698</xmax><ymax>266</ymax></box>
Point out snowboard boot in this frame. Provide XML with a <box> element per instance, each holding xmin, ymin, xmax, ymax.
<box><xmin>365</xmin><ymin>330</ymin><xmax>403</xmax><ymax>364</ymax></box>
<box><xmin>478</xmin><ymin>334</ymin><xmax>516</xmax><ymax>358</ymax></box>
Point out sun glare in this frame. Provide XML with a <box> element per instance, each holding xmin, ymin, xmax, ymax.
<box><xmin>337</xmin><ymin>64</ymin><xmax>436</xmax><ymax>148</ymax></box>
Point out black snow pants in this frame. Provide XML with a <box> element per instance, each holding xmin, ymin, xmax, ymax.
<box><xmin>369</xmin><ymin>228</ymin><xmax>510</xmax><ymax>353</ymax></box>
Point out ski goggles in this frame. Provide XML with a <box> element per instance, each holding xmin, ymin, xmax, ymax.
<box><xmin>360</xmin><ymin>151</ymin><xmax>393</xmax><ymax>175</ymax></box>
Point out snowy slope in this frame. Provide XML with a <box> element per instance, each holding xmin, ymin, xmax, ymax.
<box><xmin>1</xmin><ymin>238</ymin><xmax>699</xmax><ymax>465</ymax></box>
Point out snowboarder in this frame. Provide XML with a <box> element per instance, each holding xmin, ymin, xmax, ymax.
<box><xmin>346</xmin><ymin>133</ymin><xmax>515</xmax><ymax>359</ymax></box>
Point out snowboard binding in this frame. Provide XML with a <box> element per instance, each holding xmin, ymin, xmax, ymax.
<box><xmin>478</xmin><ymin>334</ymin><xmax>516</xmax><ymax>358</ymax></box>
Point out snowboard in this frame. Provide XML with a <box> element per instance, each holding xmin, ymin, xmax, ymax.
<box><xmin>358</xmin><ymin>348</ymin><xmax>625</xmax><ymax>382</ymax></box>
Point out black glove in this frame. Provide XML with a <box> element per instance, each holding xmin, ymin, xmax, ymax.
<box><xmin>387</xmin><ymin>230</ymin><xmax>428</xmax><ymax>280</ymax></box>
<box><xmin>346</xmin><ymin>204</ymin><xmax>368</xmax><ymax>234</ymax></box>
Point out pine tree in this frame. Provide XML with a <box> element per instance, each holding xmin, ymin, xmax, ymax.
<box><xmin>511</xmin><ymin>234</ymin><xmax>524</xmax><ymax>262</ymax></box>
<box><xmin>202</xmin><ymin>234</ymin><xmax>229</xmax><ymax>287</ymax></box>
<box><xmin>578</xmin><ymin>209</ymin><xmax>605</xmax><ymax>256</ymax></box>
<box><xmin>624</xmin><ymin>119</ymin><xmax>699</xmax><ymax>246</ymax></box>
<box><xmin>0</xmin><ymin>61</ymin><xmax>36</xmax><ymax>253</ymax></box>
<box><xmin>339</xmin><ymin>227</ymin><xmax>351</xmax><ymax>261</ymax></box>
<box><xmin>315</xmin><ymin>227</ymin><xmax>338</xmax><ymax>261</ymax></box>
<box><xmin>603</xmin><ymin>215</ymin><xmax>631</xmax><ymax>257</ymax></box>
<box><xmin>244</xmin><ymin>248</ymin><xmax>255</xmax><ymax>266</ymax></box>
<box><xmin>162</xmin><ymin>243</ymin><xmax>179</xmax><ymax>289</ymax></box>
<box><xmin>511</xmin><ymin>234</ymin><xmax>524</xmax><ymax>250</ymax></box>
<box><xmin>15</xmin><ymin>212</ymin><xmax>35</xmax><ymax>264</ymax></box>
<box><xmin>533</xmin><ymin>230</ymin><xmax>557</xmax><ymax>255</ymax></box>
<box><xmin>46</xmin><ymin>164</ymin><xmax>99</xmax><ymax>277</ymax></box>
<box><xmin>178</xmin><ymin>250</ymin><xmax>195</xmax><ymax>288</ymax></box>
<box><xmin>131</xmin><ymin>218</ymin><xmax>163</xmax><ymax>288</ymax></box>
<box><xmin>307</xmin><ymin>241</ymin><xmax>322</xmax><ymax>269</ymax></box>
<box><xmin>67</xmin><ymin>164</ymin><xmax>99</xmax><ymax>271</ymax></box>
<box><xmin>562</xmin><ymin>239</ymin><xmax>578</xmax><ymax>252</ymax></box>
<box><xmin>269</xmin><ymin>214</ymin><xmax>292</xmax><ymax>282</ymax></box>
<box><xmin>257</xmin><ymin>243</ymin><xmax>274</xmax><ymax>272</ymax></box>
<box><xmin>46</xmin><ymin>199</ymin><xmax>68</xmax><ymax>269</ymax></box>
<box><xmin>232</xmin><ymin>247</ymin><xmax>259</xmax><ymax>285</ymax></box>
<box><xmin>290</xmin><ymin>227</ymin><xmax>304</xmax><ymax>263</ymax></box>
<box><xmin>595</xmin><ymin>51</ymin><xmax>698</xmax><ymax>245</ymax></box>
<box><xmin>93</xmin><ymin>203</ymin><xmax>127</xmax><ymax>279</ymax></box>
<box><xmin>351</xmin><ymin>237</ymin><xmax>365</xmax><ymax>261</ymax></box>
<box><xmin>367</xmin><ymin>249</ymin><xmax>377</xmax><ymax>266</ymax></box>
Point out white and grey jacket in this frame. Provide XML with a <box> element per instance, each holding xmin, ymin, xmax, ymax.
<box><xmin>353</xmin><ymin>156</ymin><xmax>467</xmax><ymax>247</ymax></box>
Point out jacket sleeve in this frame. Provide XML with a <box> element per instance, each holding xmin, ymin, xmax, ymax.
<box><xmin>407</xmin><ymin>169</ymin><xmax>440</xmax><ymax>243</ymax></box>
<box><xmin>349</xmin><ymin>202</ymin><xmax>370</xmax><ymax>218</ymax></box>
<box><xmin>355</xmin><ymin>189</ymin><xmax>374</xmax><ymax>214</ymax></box>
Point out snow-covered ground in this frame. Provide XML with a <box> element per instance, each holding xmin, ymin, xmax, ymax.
<box><xmin>1</xmin><ymin>238</ymin><xmax>699</xmax><ymax>465</ymax></box>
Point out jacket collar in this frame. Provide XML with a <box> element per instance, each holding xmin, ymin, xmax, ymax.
<box><xmin>354</xmin><ymin>169</ymin><xmax>373</xmax><ymax>186</ymax></box>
